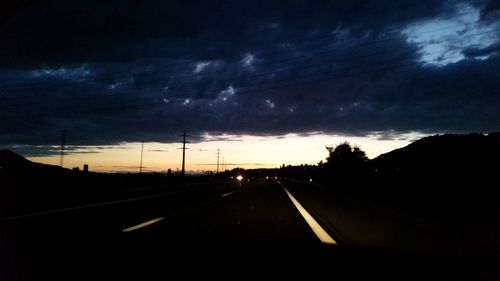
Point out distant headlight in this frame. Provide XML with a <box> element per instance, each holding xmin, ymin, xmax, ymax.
<box><xmin>236</xmin><ymin>175</ymin><xmax>243</xmax><ymax>181</ymax></box>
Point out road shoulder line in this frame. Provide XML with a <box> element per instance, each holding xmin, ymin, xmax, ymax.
<box><xmin>122</xmin><ymin>217</ymin><xmax>165</xmax><ymax>232</ymax></box>
<box><xmin>282</xmin><ymin>186</ymin><xmax>337</xmax><ymax>245</ymax></box>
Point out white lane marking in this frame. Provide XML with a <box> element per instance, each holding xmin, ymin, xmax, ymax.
<box><xmin>221</xmin><ymin>191</ymin><xmax>235</xmax><ymax>198</ymax></box>
<box><xmin>0</xmin><ymin>187</ymin><xmax>205</xmax><ymax>222</ymax></box>
<box><xmin>282</xmin><ymin>187</ymin><xmax>337</xmax><ymax>245</ymax></box>
<box><xmin>122</xmin><ymin>217</ymin><xmax>165</xmax><ymax>233</ymax></box>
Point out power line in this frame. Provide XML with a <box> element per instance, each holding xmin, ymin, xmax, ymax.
<box><xmin>2</xmin><ymin>43</ymin><xmax>498</xmax><ymax>120</ymax></box>
<box><xmin>2</xmin><ymin>30</ymin><xmax>498</xmax><ymax>114</ymax></box>
<box><xmin>1</xmin><ymin>28</ymin><xmax>499</xmax><ymax>120</ymax></box>
<box><xmin>2</xmin><ymin>28</ymin><xmax>497</xmax><ymax>100</ymax></box>
<box><xmin>3</xmin><ymin>28</ymin><xmax>496</xmax><ymax>110</ymax></box>
<box><xmin>1</xmin><ymin>16</ymin><xmax>496</xmax><ymax>95</ymax></box>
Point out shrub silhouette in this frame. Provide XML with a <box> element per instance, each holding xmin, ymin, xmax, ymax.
<box><xmin>325</xmin><ymin>142</ymin><xmax>368</xmax><ymax>177</ymax></box>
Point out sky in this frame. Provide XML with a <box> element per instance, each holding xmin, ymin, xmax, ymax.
<box><xmin>0</xmin><ymin>0</ymin><xmax>499</xmax><ymax>172</ymax></box>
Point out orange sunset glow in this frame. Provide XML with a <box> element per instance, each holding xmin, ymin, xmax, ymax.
<box><xmin>26</xmin><ymin>132</ymin><xmax>424</xmax><ymax>173</ymax></box>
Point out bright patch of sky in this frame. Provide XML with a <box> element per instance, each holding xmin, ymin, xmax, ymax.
<box><xmin>108</xmin><ymin>81</ymin><xmax>123</xmax><ymax>89</ymax></box>
<box><xmin>402</xmin><ymin>3</ymin><xmax>500</xmax><ymax>66</ymax></box>
<box><xmin>193</xmin><ymin>61</ymin><xmax>212</xmax><ymax>73</ymax></box>
<box><xmin>30</xmin><ymin>64</ymin><xmax>91</xmax><ymax>80</ymax></box>
<box><xmin>265</xmin><ymin>99</ymin><xmax>275</xmax><ymax>109</ymax></box>
<box><xmin>26</xmin><ymin>132</ymin><xmax>428</xmax><ymax>173</ymax></box>
<box><xmin>215</xmin><ymin>85</ymin><xmax>236</xmax><ymax>102</ymax></box>
<box><xmin>241</xmin><ymin>53</ymin><xmax>256</xmax><ymax>69</ymax></box>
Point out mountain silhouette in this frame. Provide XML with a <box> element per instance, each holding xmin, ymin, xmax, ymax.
<box><xmin>0</xmin><ymin>149</ymin><xmax>31</xmax><ymax>168</ymax></box>
<box><xmin>0</xmin><ymin>149</ymin><xmax>66</xmax><ymax>175</ymax></box>
<box><xmin>371</xmin><ymin>132</ymin><xmax>500</xmax><ymax>177</ymax></box>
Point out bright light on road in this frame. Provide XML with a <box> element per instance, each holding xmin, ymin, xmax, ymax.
<box><xmin>236</xmin><ymin>175</ymin><xmax>243</xmax><ymax>181</ymax></box>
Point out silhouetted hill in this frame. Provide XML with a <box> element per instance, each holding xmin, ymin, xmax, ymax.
<box><xmin>0</xmin><ymin>149</ymin><xmax>66</xmax><ymax>175</ymax></box>
<box><xmin>371</xmin><ymin>132</ymin><xmax>500</xmax><ymax>178</ymax></box>
<box><xmin>0</xmin><ymin>150</ymin><xmax>219</xmax><ymax>218</ymax></box>
<box><xmin>0</xmin><ymin>149</ymin><xmax>31</xmax><ymax>168</ymax></box>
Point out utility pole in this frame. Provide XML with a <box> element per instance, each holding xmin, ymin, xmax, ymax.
<box><xmin>139</xmin><ymin>141</ymin><xmax>144</xmax><ymax>174</ymax></box>
<box><xmin>178</xmin><ymin>132</ymin><xmax>190</xmax><ymax>176</ymax></box>
<box><xmin>216</xmin><ymin>149</ymin><xmax>220</xmax><ymax>173</ymax></box>
<box><xmin>59</xmin><ymin>129</ymin><xmax>67</xmax><ymax>168</ymax></box>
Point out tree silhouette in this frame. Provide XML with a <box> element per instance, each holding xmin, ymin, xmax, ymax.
<box><xmin>325</xmin><ymin>142</ymin><xmax>368</xmax><ymax>175</ymax></box>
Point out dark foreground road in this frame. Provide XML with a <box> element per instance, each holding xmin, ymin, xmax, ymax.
<box><xmin>0</xmin><ymin>179</ymin><xmax>497</xmax><ymax>280</ymax></box>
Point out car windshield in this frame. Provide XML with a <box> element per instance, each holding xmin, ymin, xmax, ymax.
<box><xmin>1</xmin><ymin>1</ymin><xmax>499</xmax><ymax>280</ymax></box>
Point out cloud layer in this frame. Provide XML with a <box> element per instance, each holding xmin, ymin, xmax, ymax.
<box><xmin>0</xmin><ymin>0</ymin><xmax>499</xmax><ymax>145</ymax></box>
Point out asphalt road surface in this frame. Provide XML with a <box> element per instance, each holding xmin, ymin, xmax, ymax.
<box><xmin>0</xmin><ymin>179</ymin><xmax>496</xmax><ymax>280</ymax></box>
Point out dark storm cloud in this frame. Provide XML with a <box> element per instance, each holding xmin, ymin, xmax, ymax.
<box><xmin>462</xmin><ymin>42</ymin><xmax>500</xmax><ymax>57</ymax></box>
<box><xmin>0</xmin><ymin>0</ymin><xmax>453</xmax><ymax>67</ymax></box>
<box><xmin>0</xmin><ymin>0</ymin><xmax>499</xmax><ymax>149</ymax></box>
<box><xmin>480</xmin><ymin>0</ymin><xmax>500</xmax><ymax>20</ymax></box>
<box><xmin>3</xmin><ymin>144</ymin><xmax>129</xmax><ymax>157</ymax></box>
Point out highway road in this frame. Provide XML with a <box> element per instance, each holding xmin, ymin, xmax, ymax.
<box><xmin>0</xmin><ymin>178</ymin><xmax>495</xmax><ymax>280</ymax></box>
